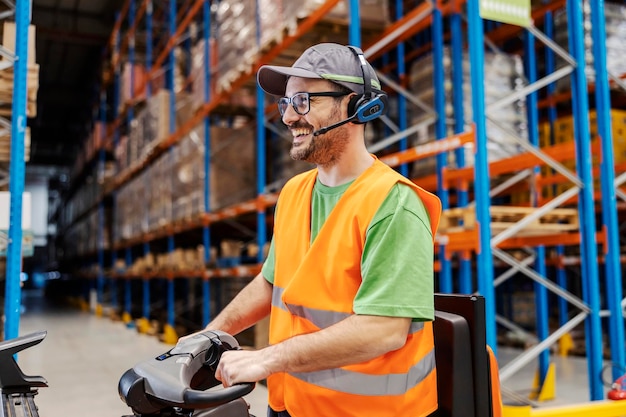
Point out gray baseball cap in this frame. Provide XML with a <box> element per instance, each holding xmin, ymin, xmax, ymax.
<box><xmin>257</xmin><ymin>43</ymin><xmax>382</xmax><ymax>96</ymax></box>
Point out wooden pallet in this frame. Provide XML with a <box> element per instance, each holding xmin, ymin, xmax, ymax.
<box><xmin>0</xmin><ymin>64</ymin><xmax>39</xmax><ymax>118</ymax></box>
<box><xmin>439</xmin><ymin>205</ymin><xmax>579</xmax><ymax>236</ymax></box>
<box><xmin>0</xmin><ymin>126</ymin><xmax>30</xmax><ymax>162</ymax></box>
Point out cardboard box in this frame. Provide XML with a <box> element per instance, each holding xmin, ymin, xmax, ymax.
<box><xmin>2</xmin><ymin>21</ymin><xmax>36</xmax><ymax>65</ymax></box>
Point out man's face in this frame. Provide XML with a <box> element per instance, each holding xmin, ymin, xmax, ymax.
<box><xmin>282</xmin><ymin>77</ymin><xmax>351</xmax><ymax>166</ymax></box>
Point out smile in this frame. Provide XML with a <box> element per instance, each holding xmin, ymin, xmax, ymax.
<box><xmin>291</xmin><ymin>128</ymin><xmax>312</xmax><ymax>138</ymax></box>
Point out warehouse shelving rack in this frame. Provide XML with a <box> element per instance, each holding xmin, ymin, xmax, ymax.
<box><xmin>54</xmin><ymin>0</ymin><xmax>626</xmax><ymax>406</ymax></box>
<box><xmin>4</xmin><ymin>1</ymin><xmax>32</xmax><ymax>341</ymax></box>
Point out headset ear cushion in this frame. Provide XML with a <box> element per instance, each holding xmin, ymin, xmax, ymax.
<box><xmin>348</xmin><ymin>94</ymin><xmax>365</xmax><ymax>118</ymax></box>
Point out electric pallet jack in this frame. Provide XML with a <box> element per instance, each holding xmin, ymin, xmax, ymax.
<box><xmin>0</xmin><ymin>330</ymin><xmax>256</xmax><ymax>417</ymax></box>
<box><xmin>0</xmin><ymin>294</ymin><xmax>501</xmax><ymax>417</ymax></box>
<box><xmin>0</xmin><ymin>330</ymin><xmax>48</xmax><ymax>417</ymax></box>
<box><xmin>118</xmin><ymin>330</ymin><xmax>256</xmax><ymax>416</ymax></box>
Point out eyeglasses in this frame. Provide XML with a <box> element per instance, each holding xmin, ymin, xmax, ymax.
<box><xmin>278</xmin><ymin>91</ymin><xmax>349</xmax><ymax>116</ymax></box>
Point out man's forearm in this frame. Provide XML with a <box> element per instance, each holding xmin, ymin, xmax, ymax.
<box><xmin>206</xmin><ymin>273</ymin><xmax>273</xmax><ymax>336</ymax></box>
<box><xmin>262</xmin><ymin>314</ymin><xmax>412</xmax><ymax>374</ymax></box>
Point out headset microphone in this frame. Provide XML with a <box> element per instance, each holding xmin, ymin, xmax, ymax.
<box><xmin>312</xmin><ymin>116</ymin><xmax>356</xmax><ymax>136</ymax></box>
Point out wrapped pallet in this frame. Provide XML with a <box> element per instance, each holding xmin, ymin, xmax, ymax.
<box><xmin>172</xmin><ymin>123</ymin><xmax>257</xmax><ymax>222</ymax></box>
<box><xmin>409</xmin><ymin>48</ymin><xmax>528</xmax><ymax>177</ymax></box>
<box><xmin>215</xmin><ymin>0</ymin><xmax>259</xmax><ymax>92</ymax></box>
<box><xmin>553</xmin><ymin>0</ymin><xmax>626</xmax><ymax>92</ymax></box>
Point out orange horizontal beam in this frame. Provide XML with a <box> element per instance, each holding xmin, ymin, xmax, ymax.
<box><xmin>380</xmin><ymin>129</ymin><xmax>474</xmax><ymax>167</ymax></box>
<box><xmin>107</xmin><ymin>264</ymin><xmax>262</xmax><ymax>280</ymax></box>
<box><xmin>107</xmin><ymin>0</ymin><xmax>130</xmax><ymax>53</ymax></box>
<box><xmin>365</xmin><ymin>2</ymin><xmax>434</xmax><ymax>61</ymax></box>
<box><xmin>437</xmin><ymin>230</ymin><xmax>588</xmax><ymax>253</ymax></box>
<box><xmin>445</xmin><ymin>140</ymin><xmax>585</xmax><ymax>184</ymax></box>
<box><xmin>414</xmin><ymin>139</ymin><xmax>583</xmax><ymax>191</ymax></box>
<box><xmin>206</xmin><ymin>264</ymin><xmax>262</xmax><ymax>279</ymax></box>
<box><xmin>112</xmin><ymin>194</ymin><xmax>279</xmax><ymax>251</ymax></box>
<box><xmin>111</xmin><ymin>0</ymin><xmax>149</xmax><ymax>70</ymax></box>
<box><xmin>537</xmin><ymin>91</ymin><xmax>572</xmax><ymax>109</ymax></box>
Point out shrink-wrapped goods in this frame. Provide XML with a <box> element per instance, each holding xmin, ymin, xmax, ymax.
<box><xmin>409</xmin><ymin>48</ymin><xmax>528</xmax><ymax>176</ymax></box>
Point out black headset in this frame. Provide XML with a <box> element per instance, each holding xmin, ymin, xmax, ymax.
<box><xmin>346</xmin><ymin>46</ymin><xmax>388</xmax><ymax>124</ymax></box>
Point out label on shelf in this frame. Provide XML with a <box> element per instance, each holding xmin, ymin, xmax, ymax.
<box><xmin>0</xmin><ymin>191</ymin><xmax>33</xmax><ymax>257</ymax></box>
<box><xmin>480</xmin><ymin>0</ymin><xmax>531</xmax><ymax>27</ymax></box>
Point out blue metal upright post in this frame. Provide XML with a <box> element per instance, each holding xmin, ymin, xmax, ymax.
<box><xmin>432</xmin><ymin>2</ymin><xmax>451</xmax><ymax>293</ymax></box>
<box><xmin>125</xmin><ymin>248</ymin><xmax>133</xmax><ymax>326</ymax></box>
<box><xmin>128</xmin><ymin>0</ymin><xmax>136</xmax><ymax>126</ymax></box>
<box><xmin>256</xmin><ymin>88</ymin><xmax>266</xmax><ymax>266</ymax></box>
<box><xmin>202</xmin><ymin>0</ymin><xmax>212</xmax><ymax>327</ymax></box>
<box><xmin>96</xmin><ymin>202</ymin><xmax>105</xmax><ymax>315</ymax></box>
<box><xmin>167</xmin><ymin>237</ymin><xmax>175</xmax><ymax>328</ymax></box>
<box><xmin>128</xmin><ymin>0</ymin><xmax>142</xmax><ymax>328</ymax></box>
<box><xmin>467</xmin><ymin>0</ymin><xmax>496</xmax><ymax>349</ymax></box>
<box><xmin>450</xmin><ymin>10</ymin><xmax>471</xmax><ymax>294</ymax></box>
<box><xmin>524</xmin><ymin>30</ymin><xmax>549</xmax><ymax>384</ymax></box>
<box><xmin>566</xmin><ymin>0</ymin><xmax>604</xmax><ymax>400</ymax></box>
<box><xmin>139</xmin><ymin>0</ymin><xmax>152</xmax><ymax>329</ymax></box>
<box><xmin>590</xmin><ymin>0</ymin><xmax>625</xmax><ymax>380</ymax></box>
<box><xmin>543</xmin><ymin>5</ymin><xmax>568</xmax><ymax>333</ymax></box>
<box><xmin>101</xmin><ymin>90</ymin><xmax>116</xmax><ymax>312</ymax></box>
<box><xmin>4</xmin><ymin>1</ymin><xmax>32</xmax><ymax>341</ymax></box>
<box><xmin>146</xmin><ymin>0</ymin><xmax>153</xmax><ymax>97</ymax></box>
<box><xmin>163</xmin><ymin>0</ymin><xmax>177</xmax><ymax>342</ymax></box>
<box><xmin>136</xmin><ymin>0</ymin><xmax>153</xmax><ymax>332</ymax></box>
<box><xmin>143</xmin><ymin>243</ymin><xmax>150</xmax><ymax>319</ymax></box>
<box><xmin>395</xmin><ymin>0</ymin><xmax>408</xmax><ymax>178</ymax></box>
<box><xmin>347</xmin><ymin>0</ymin><xmax>360</xmax><ymax>48</ymax></box>
<box><xmin>255</xmin><ymin>3</ymin><xmax>267</xmax><ymax>268</ymax></box>
<box><xmin>112</xmin><ymin>11</ymin><xmax>126</xmax><ymax>324</ymax></box>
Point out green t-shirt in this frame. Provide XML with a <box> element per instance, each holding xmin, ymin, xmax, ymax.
<box><xmin>261</xmin><ymin>178</ymin><xmax>435</xmax><ymax>321</ymax></box>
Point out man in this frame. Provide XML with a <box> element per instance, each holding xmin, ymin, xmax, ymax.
<box><xmin>193</xmin><ymin>43</ymin><xmax>441</xmax><ymax>417</ymax></box>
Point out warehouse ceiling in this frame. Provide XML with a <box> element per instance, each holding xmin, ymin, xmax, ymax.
<box><xmin>28</xmin><ymin>0</ymin><xmax>123</xmax><ymax>168</ymax></box>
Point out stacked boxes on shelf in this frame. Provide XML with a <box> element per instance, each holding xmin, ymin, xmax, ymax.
<box><xmin>188</xmin><ymin>36</ymin><xmax>262</xmax><ymax>113</ymax></box>
<box><xmin>0</xmin><ymin>21</ymin><xmax>39</xmax><ymax>118</ymax></box>
<box><xmin>282</xmin><ymin>0</ymin><xmax>390</xmax><ymax>33</ymax></box>
<box><xmin>409</xmin><ymin>48</ymin><xmax>528</xmax><ymax>177</ymax></box>
<box><xmin>189</xmin><ymin>38</ymin><xmax>216</xmax><ymax>112</ymax></box>
<box><xmin>63</xmin><ymin>209</ymin><xmax>111</xmax><ymax>258</ymax></box>
<box><xmin>266</xmin><ymin>131</ymin><xmax>314</xmax><ymax>193</ymax></box>
<box><xmin>117</xmin><ymin>89</ymin><xmax>190</xmax><ymax>172</ymax></box>
<box><xmin>171</xmin><ymin>127</ymin><xmax>204</xmax><ymax>224</ymax></box>
<box><xmin>536</xmin><ymin>109</ymin><xmax>626</xmax><ymax>199</ymax></box>
<box><xmin>323</xmin><ymin>0</ymin><xmax>390</xmax><ymax>26</ymax></box>
<box><xmin>214</xmin><ymin>0</ymin><xmax>390</xmax><ymax>92</ymax></box>
<box><xmin>215</xmin><ymin>0</ymin><xmax>261</xmax><ymax>92</ymax></box>
<box><xmin>171</xmin><ymin>122</ymin><xmax>256</xmax><ymax>223</ymax></box>
<box><xmin>62</xmin><ymin>161</ymin><xmax>115</xmax><ymax>229</ymax></box>
<box><xmin>119</xmin><ymin>62</ymin><xmax>148</xmax><ymax>109</ymax></box>
<box><xmin>148</xmin><ymin>153</ymin><xmax>173</xmax><ymax>232</ymax></box>
<box><xmin>114</xmin><ymin>122</ymin><xmax>256</xmax><ymax>245</ymax></box>
<box><xmin>114</xmin><ymin>170</ymin><xmax>149</xmax><ymax>243</ymax></box>
<box><xmin>553</xmin><ymin>0</ymin><xmax>626</xmax><ymax>92</ymax></box>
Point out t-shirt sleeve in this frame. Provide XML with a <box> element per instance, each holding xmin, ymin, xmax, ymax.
<box><xmin>261</xmin><ymin>236</ymin><xmax>276</xmax><ymax>284</ymax></box>
<box><xmin>353</xmin><ymin>183</ymin><xmax>435</xmax><ymax>321</ymax></box>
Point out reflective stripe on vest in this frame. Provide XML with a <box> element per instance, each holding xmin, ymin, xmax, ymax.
<box><xmin>289</xmin><ymin>348</ymin><xmax>436</xmax><ymax>396</ymax></box>
<box><xmin>273</xmin><ymin>284</ymin><xmax>425</xmax><ymax>334</ymax></box>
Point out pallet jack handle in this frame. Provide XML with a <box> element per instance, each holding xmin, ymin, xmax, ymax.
<box><xmin>0</xmin><ymin>330</ymin><xmax>48</xmax><ymax>391</ymax></box>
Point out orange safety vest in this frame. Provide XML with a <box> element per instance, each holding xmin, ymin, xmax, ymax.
<box><xmin>268</xmin><ymin>158</ymin><xmax>442</xmax><ymax>417</ymax></box>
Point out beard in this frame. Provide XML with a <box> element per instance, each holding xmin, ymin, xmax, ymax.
<box><xmin>289</xmin><ymin>114</ymin><xmax>350</xmax><ymax>167</ymax></box>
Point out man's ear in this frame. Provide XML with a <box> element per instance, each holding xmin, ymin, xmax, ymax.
<box><xmin>347</xmin><ymin>93</ymin><xmax>362</xmax><ymax>118</ymax></box>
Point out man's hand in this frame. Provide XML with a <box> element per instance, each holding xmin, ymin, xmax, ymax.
<box><xmin>215</xmin><ymin>349</ymin><xmax>273</xmax><ymax>387</ymax></box>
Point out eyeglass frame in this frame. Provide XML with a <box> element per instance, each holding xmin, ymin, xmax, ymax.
<box><xmin>277</xmin><ymin>91</ymin><xmax>350</xmax><ymax>116</ymax></box>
